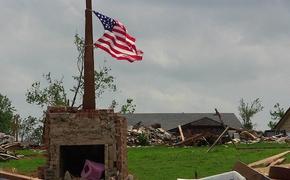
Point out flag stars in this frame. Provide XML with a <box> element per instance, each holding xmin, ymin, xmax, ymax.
<box><xmin>94</xmin><ymin>12</ymin><xmax>116</xmax><ymax>31</ymax></box>
<box><xmin>93</xmin><ymin>11</ymin><xmax>143</xmax><ymax>62</ymax></box>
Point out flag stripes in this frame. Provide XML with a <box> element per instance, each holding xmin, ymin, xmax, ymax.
<box><xmin>93</xmin><ymin>11</ymin><xmax>143</xmax><ymax>62</ymax></box>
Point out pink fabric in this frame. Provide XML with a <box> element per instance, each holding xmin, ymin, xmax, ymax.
<box><xmin>81</xmin><ymin>160</ymin><xmax>105</xmax><ymax>180</ymax></box>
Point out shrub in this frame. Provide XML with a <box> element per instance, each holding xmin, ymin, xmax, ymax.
<box><xmin>137</xmin><ymin>133</ymin><xmax>149</xmax><ymax>146</ymax></box>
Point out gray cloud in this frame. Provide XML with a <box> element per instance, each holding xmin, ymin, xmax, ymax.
<box><xmin>0</xmin><ymin>0</ymin><xmax>289</xmax><ymax>130</ymax></box>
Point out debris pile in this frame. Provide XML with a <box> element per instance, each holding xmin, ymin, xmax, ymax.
<box><xmin>262</xmin><ymin>134</ymin><xmax>290</xmax><ymax>143</ymax></box>
<box><xmin>127</xmin><ymin>122</ymin><xmax>178</xmax><ymax>146</ymax></box>
<box><xmin>0</xmin><ymin>132</ymin><xmax>21</xmax><ymax>161</ymax></box>
<box><xmin>127</xmin><ymin>121</ymin><xmax>290</xmax><ymax>147</ymax></box>
<box><xmin>233</xmin><ymin>130</ymin><xmax>290</xmax><ymax>144</ymax></box>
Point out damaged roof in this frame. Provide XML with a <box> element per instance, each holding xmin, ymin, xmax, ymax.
<box><xmin>274</xmin><ymin>107</ymin><xmax>290</xmax><ymax>130</ymax></box>
<box><xmin>123</xmin><ymin>113</ymin><xmax>242</xmax><ymax>130</ymax></box>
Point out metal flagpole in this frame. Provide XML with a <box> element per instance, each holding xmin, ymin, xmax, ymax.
<box><xmin>83</xmin><ymin>0</ymin><xmax>96</xmax><ymax>110</ymax></box>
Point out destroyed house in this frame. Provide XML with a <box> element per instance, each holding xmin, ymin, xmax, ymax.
<box><xmin>275</xmin><ymin>107</ymin><xmax>290</xmax><ymax>136</ymax></box>
<box><xmin>124</xmin><ymin>113</ymin><xmax>242</xmax><ymax>138</ymax></box>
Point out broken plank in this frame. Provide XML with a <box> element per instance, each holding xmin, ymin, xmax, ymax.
<box><xmin>174</xmin><ymin>133</ymin><xmax>203</xmax><ymax>146</ymax></box>
<box><xmin>207</xmin><ymin>126</ymin><xmax>229</xmax><ymax>152</ymax></box>
<box><xmin>0</xmin><ymin>170</ymin><xmax>42</xmax><ymax>180</ymax></box>
<box><xmin>269</xmin><ymin>166</ymin><xmax>290</xmax><ymax>180</ymax></box>
<box><xmin>178</xmin><ymin>125</ymin><xmax>185</xmax><ymax>142</ymax></box>
<box><xmin>269</xmin><ymin>157</ymin><xmax>286</xmax><ymax>167</ymax></box>
<box><xmin>248</xmin><ymin>150</ymin><xmax>290</xmax><ymax>168</ymax></box>
<box><xmin>233</xmin><ymin>161</ymin><xmax>270</xmax><ymax>180</ymax></box>
<box><xmin>254</xmin><ymin>167</ymin><xmax>270</xmax><ymax>176</ymax></box>
<box><xmin>0</xmin><ymin>153</ymin><xmax>19</xmax><ymax>160</ymax></box>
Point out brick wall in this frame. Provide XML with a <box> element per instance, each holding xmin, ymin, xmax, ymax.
<box><xmin>44</xmin><ymin>107</ymin><xmax>128</xmax><ymax>179</ymax></box>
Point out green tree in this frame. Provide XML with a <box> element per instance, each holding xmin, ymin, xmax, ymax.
<box><xmin>120</xmin><ymin>98</ymin><xmax>136</xmax><ymax>114</ymax></box>
<box><xmin>0</xmin><ymin>93</ymin><xmax>15</xmax><ymax>134</ymax></box>
<box><xmin>18</xmin><ymin>116</ymin><xmax>43</xmax><ymax>144</ymax></box>
<box><xmin>71</xmin><ymin>60</ymin><xmax>117</xmax><ymax>107</ymax></box>
<box><xmin>26</xmin><ymin>34</ymin><xmax>117</xmax><ymax>109</ymax></box>
<box><xmin>26</xmin><ymin>73</ymin><xmax>68</xmax><ymax>108</ymax></box>
<box><xmin>70</xmin><ymin>34</ymin><xmax>117</xmax><ymax>107</ymax></box>
<box><xmin>25</xmin><ymin>34</ymin><xmax>135</xmax><ymax>145</ymax></box>
<box><xmin>268</xmin><ymin>103</ymin><xmax>285</xmax><ymax>129</ymax></box>
<box><xmin>238</xmin><ymin>98</ymin><xmax>264</xmax><ymax>130</ymax></box>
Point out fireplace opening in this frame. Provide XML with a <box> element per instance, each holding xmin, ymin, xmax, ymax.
<box><xmin>59</xmin><ymin>145</ymin><xmax>105</xmax><ymax>178</ymax></box>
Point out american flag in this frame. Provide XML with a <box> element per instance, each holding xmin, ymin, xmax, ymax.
<box><xmin>93</xmin><ymin>11</ymin><xmax>143</xmax><ymax>62</ymax></box>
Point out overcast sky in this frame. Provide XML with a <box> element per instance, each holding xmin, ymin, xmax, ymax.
<box><xmin>1</xmin><ymin>0</ymin><xmax>290</xmax><ymax>130</ymax></box>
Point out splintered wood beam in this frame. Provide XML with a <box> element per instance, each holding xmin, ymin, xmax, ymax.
<box><xmin>233</xmin><ymin>161</ymin><xmax>270</xmax><ymax>180</ymax></box>
<box><xmin>0</xmin><ymin>170</ymin><xmax>42</xmax><ymax>180</ymax></box>
<box><xmin>248</xmin><ymin>151</ymin><xmax>290</xmax><ymax>168</ymax></box>
<box><xmin>207</xmin><ymin>126</ymin><xmax>229</xmax><ymax>153</ymax></box>
<box><xmin>178</xmin><ymin>125</ymin><xmax>185</xmax><ymax>141</ymax></box>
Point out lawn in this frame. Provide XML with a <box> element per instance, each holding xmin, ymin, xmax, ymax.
<box><xmin>0</xmin><ymin>143</ymin><xmax>289</xmax><ymax>179</ymax></box>
<box><xmin>128</xmin><ymin>143</ymin><xmax>290</xmax><ymax>180</ymax></box>
<box><xmin>0</xmin><ymin>149</ymin><xmax>46</xmax><ymax>177</ymax></box>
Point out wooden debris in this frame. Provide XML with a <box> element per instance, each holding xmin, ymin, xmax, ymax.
<box><xmin>254</xmin><ymin>161</ymin><xmax>289</xmax><ymax>177</ymax></box>
<box><xmin>2</xmin><ymin>142</ymin><xmax>20</xmax><ymax>150</ymax></box>
<box><xmin>240</xmin><ymin>131</ymin><xmax>258</xmax><ymax>140</ymax></box>
<box><xmin>0</xmin><ymin>142</ymin><xmax>21</xmax><ymax>161</ymax></box>
<box><xmin>207</xmin><ymin>126</ymin><xmax>229</xmax><ymax>152</ymax></box>
<box><xmin>202</xmin><ymin>136</ymin><xmax>209</xmax><ymax>145</ymax></box>
<box><xmin>174</xmin><ymin>133</ymin><xmax>202</xmax><ymax>146</ymax></box>
<box><xmin>233</xmin><ymin>161</ymin><xmax>270</xmax><ymax>180</ymax></box>
<box><xmin>174</xmin><ymin>132</ymin><xmax>218</xmax><ymax>146</ymax></box>
<box><xmin>248</xmin><ymin>150</ymin><xmax>290</xmax><ymax>168</ymax></box>
<box><xmin>254</xmin><ymin>167</ymin><xmax>270</xmax><ymax>176</ymax></box>
<box><xmin>0</xmin><ymin>170</ymin><xmax>41</xmax><ymax>180</ymax></box>
<box><xmin>269</xmin><ymin>157</ymin><xmax>286</xmax><ymax>166</ymax></box>
<box><xmin>0</xmin><ymin>153</ymin><xmax>19</xmax><ymax>160</ymax></box>
<box><xmin>178</xmin><ymin>125</ymin><xmax>185</xmax><ymax>142</ymax></box>
<box><xmin>269</xmin><ymin>166</ymin><xmax>290</xmax><ymax>180</ymax></box>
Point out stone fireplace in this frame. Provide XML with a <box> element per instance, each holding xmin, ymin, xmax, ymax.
<box><xmin>44</xmin><ymin>107</ymin><xmax>128</xmax><ymax>179</ymax></box>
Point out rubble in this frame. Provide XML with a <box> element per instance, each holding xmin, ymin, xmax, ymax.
<box><xmin>127</xmin><ymin>123</ymin><xmax>178</xmax><ymax>146</ymax></box>
<box><xmin>127</xmin><ymin>122</ymin><xmax>290</xmax><ymax>147</ymax></box>
<box><xmin>0</xmin><ymin>133</ymin><xmax>21</xmax><ymax>161</ymax></box>
<box><xmin>228</xmin><ymin>130</ymin><xmax>290</xmax><ymax>145</ymax></box>
<box><xmin>0</xmin><ymin>133</ymin><xmax>14</xmax><ymax>145</ymax></box>
<box><xmin>240</xmin><ymin>131</ymin><xmax>259</xmax><ymax>141</ymax></box>
<box><xmin>127</xmin><ymin>123</ymin><xmax>222</xmax><ymax>147</ymax></box>
<box><xmin>175</xmin><ymin>132</ymin><xmax>219</xmax><ymax>147</ymax></box>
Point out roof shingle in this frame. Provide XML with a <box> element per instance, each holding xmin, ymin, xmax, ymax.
<box><xmin>123</xmin><ymin>113</ymin><xmax>242</xmax><ymax>130</ymax></box>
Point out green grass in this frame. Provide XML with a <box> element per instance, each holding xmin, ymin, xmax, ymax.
<box><xmin>0</xmin><ymin>149</ymin><xmax>46</xmax><ymax>176</ymax></box>
<box><xmin>0</xmin><ymin>143</ymin><xmax>289</xmax><ymax>179</ymax></box>
<box><xmin>128</xmin><ymin>143</ymin><xmax>290</xmax><ymax>180</ymax></box>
